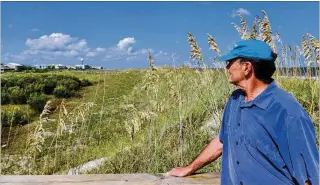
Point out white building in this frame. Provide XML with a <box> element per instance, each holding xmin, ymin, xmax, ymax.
<box><xmin>34</xmin><ymin>64</ymin><xmax>49</xmax><ymax>69</ymax></box>
<box><xmin>66</xmin><ymin>65</ymin><xmax>77</xmax><ymax>69</ymax></box>
<box><xmin>4</xmin><ymin>63</ymin><xmax>23</xmax><ymax>70</ymax></box>
<box><xmin>55</xmin><ymin>64</ymin><xmax>66</xmax><ymax>69</ymax></box>
<box><xmin>92</xmin><ymin>66</ymin><xmax>103</xmax><ymax>70</ymax></box>
<box><xmin>75</xmin><ymin>64</ymin><xmax>91</xmax><ymax>70</ymax></box>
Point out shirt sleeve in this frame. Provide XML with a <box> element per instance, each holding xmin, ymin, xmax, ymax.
<box><xmin>219</xmin><ymin>98</ymin><xmax>231</xmax><ymax>143</ymax></box>
<box><xmin>286</xmin><ymin>116</ymin><xmax>319</xmax><ymax>185</ymax></box>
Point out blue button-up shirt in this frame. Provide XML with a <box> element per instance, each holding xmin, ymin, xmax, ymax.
<box><xmin>219</xmin><ymin>80</ymin><xmax>319</xmax><ymax>185</ymax></box>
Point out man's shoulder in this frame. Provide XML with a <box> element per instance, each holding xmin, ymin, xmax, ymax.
<box><xmin>271</xmin><ymin>87</ymin><xmax>306</xmax><ymax>117</ymax></box>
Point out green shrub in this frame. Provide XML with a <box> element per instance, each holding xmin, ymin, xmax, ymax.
<box><xmin>7</xmin><ymin>86</ymin><xmax>27</xmax><ymax>104</ymax></box>
<box><xmin>24</xmin><ymin>83</ymin><xmax>45</xmax><ymax>95</ymax></box>
<box><xmin>81</xmin><ymin>79</ymin><xmax>92</xmax><ymax>86</ymax></box>
<box><xmin>43</xmin><ymin>76</ymin><xmax>58</xmax><ymax>94</ymax></box>
<box><xmin>1</xmin><ymin>77</ymin><xmax>19</xmax><ymax>88</ymax></box>
<box><xmin>18</xmin><ymin>76</ymin><xmax>38</xmax><ymax>88</ymax></box>
<box><xmin>1</xmin><ymin>88</ymin><xmax>10</xmax><ymax>104</ymax></box>
<box><xmin>1</xmin><ymin>106</ymin><xmax>31</xmax><ymax>127</ymax></box>
<box><xmin>1</xmin><ymin>74</ymin><xmax>92</xmax><ymax>107</ymax></box>
<box><xmin>27</xmin><ymin>93</ymin><xmax>47</xmax><ymax>112</ymax></box>
<box><xmin>53</xmin><ymin>85</ymin><xmax>74</xmax><ymax>98</ymax></box>
<box><xmin>56</xmin><ymin>78</ymin><xmax>81</xmax><ymax>91</ymax></box>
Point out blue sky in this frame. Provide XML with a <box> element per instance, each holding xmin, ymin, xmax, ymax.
<box><xmin>1</xmin><ymin>1</ymin><xmax>319</xmax><ymax>69</ymax></box>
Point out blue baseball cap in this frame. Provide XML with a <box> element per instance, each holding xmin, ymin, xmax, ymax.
<box><xmin>216</xmin><ymin>39</ymin><xmax>277</xmax><ymax>62</ymax></box>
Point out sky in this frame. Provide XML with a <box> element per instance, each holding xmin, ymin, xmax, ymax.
<box><xmin>1</xmin><ymin>1</ymin><xmax>319</xmax><ymax>69</ymax></box>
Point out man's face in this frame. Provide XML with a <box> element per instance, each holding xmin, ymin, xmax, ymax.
<box><xmin>226</xmin><ymin>58</ymin><xmax>247</xmax><ymax>85</ymax></box>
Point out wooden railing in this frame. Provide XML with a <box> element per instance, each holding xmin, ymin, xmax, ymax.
<box><xmin>1</xmin><ymin>172</ymin><xmax>220</xmax><ymax>185</ymax></box>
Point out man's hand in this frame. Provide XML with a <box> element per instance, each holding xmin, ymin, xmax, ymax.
<box><xmin>167</xmin><ymin>166</ymin><xmax>193</xmax><ymax>177</ymax></box>
<box><xmin>167</xmin><ymin>136</ymin><xmax>223</xmax><ymax>177</ymax></box>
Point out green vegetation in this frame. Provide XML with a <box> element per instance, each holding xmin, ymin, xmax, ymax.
<box><xmin>1</xmin><ymin>68</ymin><xmax>318</xmax><ymax>175</ymax></box>
<box><xmin>1</xmin><ymin>73</ymin><xmax>92</xmax><ymax>104</ymax></box>
<box><xmin>1</xmin><ymin>10</ymin><xmax>319</xmax><ymax>176</ymax></box>
<box><xmin>1</xmin><ymin>73</ymin><xmax>93</xmax><ymax>127</ymax></box>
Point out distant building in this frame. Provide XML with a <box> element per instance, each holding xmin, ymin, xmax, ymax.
<box><xmin>0</xmin><ymin>63</ymin><xmax>11</xmax><ymax>72</ymax></box>
<box><xmin>4</xmin><ymin>63</ymin><xmax>23</xmax><ymax>71</ymax></box>
<box><xmin>92</xmin><ymin>66</ymin><xmax>103</xmax><ymax>70</ymax></box>
<box><xmin>75</xmin><ymin>64</ymin><xmax>91</xmax><ymax>70</ymax></box>
<box><xmin>66</xmin><ymin>65</ymin><xmax>77</xmax><ymax>69</ymax></box>
<box><xmin>55</xmin><ymin>64</ymin><xmax>66</xmax><ymax>69</ymax></box>
<box><xmin>31</xmin><ymin>63</ymin><xmax>97</xmax><ymax>70</ymax></box>
<box><xmin>34</xmin><ymin>64</ymin><xmax>49</xmax><ymax>69</ymax></box>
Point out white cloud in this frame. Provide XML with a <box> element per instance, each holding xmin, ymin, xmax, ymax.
<box><xmin>2</xmin><ymin>33</ymin><xmax>176</xmax><ymax>67</ymax></box>
<box><xmin>127</xmin><ymin>47</ymin><xmax>133</xmax><ymax>53</ymax></box>
<box><xmin>103</xmin><ymin>36</ymin><xmax>154</xmax><ymax>61</ymax></box>
<box><xmin>26</xmin><ymin>33</ymin><xmax>75</xmax><ymax>50</ymax></box>
<box><xmin>138</xmin><ymin>48</ymin><xmax>153</xmax><ymax>55</ymax></box>
<box><xmin>86</xmin><ymin>47</ymin><xmax>106</xmax><ymax>57</ymax></box>
<box><xmin>231</xmin><ymin>8</ymin><xmax>251</xmax><ymax>18</ymax></box>
<box><xmin>64</xmin><ymin>50</ymin><xmax>79</xmax><ymax>57</ymax></box>
<box><xmin>67</xmin><ymin>39</ymin><xmax>89</xmax><ymax>52</ymax></box>
<box><xmin>117</xmin><ymin>37</ymin><xmax>136</xmax><ymax>50</ymax></box>
<box><xmin>2</xmin><ymin>52</ymin><xmax>26</xmax><ymax>62</ymax></box>
<box><xmin>155</xmin><ymin>51</ymin><xmax>168</xmax><ymax>57</ymax></box>
<box><xmin>126</xmin><ymin>56</ymin><xmax>138</xmax><ymax>61</ymax></box>
<box><xmin>238</xmin><ymin>8</ymin><xmax>251</xmax><ymax>15</ymax></box>
<box><xmin>30</xmin><ymin>28</ymin><xmax>40</xmax><ymax>32</ymax></box>
<box><xmin>96</xmin><ymin>47</ymin><xmax>106</xmax><ymax>52</ymax></box>
<box><xmin>2</xmin><ymin>33</ymin><xmax>93</xmax><ymax>63</ymax></box>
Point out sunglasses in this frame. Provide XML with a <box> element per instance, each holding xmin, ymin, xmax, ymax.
<box><xmin>226</xmin><ymin>58</ymin><xmax>251</xmax><ymax>69</ymax></box>
<box><xmin>226</xmin><ymin>59</ymin><xmax>238</xmax><ymax>69</ymax></box>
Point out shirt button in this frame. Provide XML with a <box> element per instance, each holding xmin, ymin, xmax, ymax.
<box><xmin>282</xmin><ymin>165</ymin><xmax>287</xmax><ymax>169</ymax></box>
<box><xmin>238</xmin><ymin>122</ymin><xmax>240</xmax><ymax>126</ymax></box>
<box><xmin>237</xmin><ymin>161</ymin><xmax>240</xmax><ymax>164</ymax></box>
<box><xmin>236</xmin><ymin>141</ymin><xmax>239</xmax><ymax>145</ymax></box>
<box><xmin>240</xmin><ymin>181</ymin><xmax>243</xmax><ymax>185</ymax></box>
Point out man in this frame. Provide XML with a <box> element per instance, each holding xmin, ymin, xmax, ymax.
<box><xmin>168</xmin><ymin>40</ymin><xmax>319</xmax><ymax>185</ymax></box>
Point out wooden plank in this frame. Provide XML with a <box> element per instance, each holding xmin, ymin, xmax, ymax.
<box><xmin>0</xmin><ymin>173</ymin><xmax>220</xmax><ymax>185</ymax></box>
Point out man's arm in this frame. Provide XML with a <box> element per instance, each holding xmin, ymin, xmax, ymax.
<box><xmin>285</xmin><ymin>116</ymin><xmax>319</xmax><ymax>185</ymax></box>
<box><xmin>167</xmin><ymin>136</ymin><xmax>223</xmax><ymax>177</ymax></box>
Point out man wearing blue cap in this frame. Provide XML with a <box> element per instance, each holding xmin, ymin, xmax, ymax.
<box><xmin>168</xmin><ymin>39</ymin><xmax>319</xmax><ymax>185</ymax></box>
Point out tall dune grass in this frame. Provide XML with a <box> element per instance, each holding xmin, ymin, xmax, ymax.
<box><xmin>1</xmin><ymin>10</ymin><xmax>318</xmax><ymax>175</ymax></box>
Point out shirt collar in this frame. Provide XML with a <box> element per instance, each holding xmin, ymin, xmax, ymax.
<box><xmin>240</xmin><ymin>80</ymin><xmax>277</xmax><ymax>110</ymax></box>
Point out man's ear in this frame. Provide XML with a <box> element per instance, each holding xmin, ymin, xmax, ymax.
<box><xmin>243</xmin><ymin>61</ymin><xmax>253</xmax><ymax>75</ymax></box>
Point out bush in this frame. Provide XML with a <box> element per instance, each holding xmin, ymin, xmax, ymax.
<box><xmin>1</xmin><ymin>74</ymin><xmax>93</xmax><ymax>105</ymax></box>
<box><xmin>81</xmin><ymin>79</ymin><xmax>92</xmax><ymax>86</ymax></box>
<box><xmin>18</xmin><ymin>76</ymin><xmax>38</xmax><ymax>88</ymax></box>
<box><xmin>43</xmin><ymin>77</ymin><xmax>58</xmax><ymax>94</ymax></box>
<box><xmin>24</xmin><ymin>83</ymin><xmax>45</xmax><ymax>95</ymax></box>
<box><xmin>27</xmin><ymin>93</ymin><xmax>47</xmax><ymax>112</ymax></box>
<box><xmin>1</xmin><ymin>106</ymin><xmax>31</xmax><ymax>127</ymax></box>
<box><xmin>56</xmin><ymin>78</ymin><xmax>81</xmax><ymax>91</ymax></box>
<box><xmin>7</xmin><ymin>86</ymin><xmax>27</xmax><ymax>104</ymax></box>
<box><xmin>53</xmin><ymin>85</ymin><xmax>74</xmax><ymax>98</ymax></box>
<box><xmin>1</xmin><ymin>89</ymin><xmax>10</xmax><ymax>104</ymax></box>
